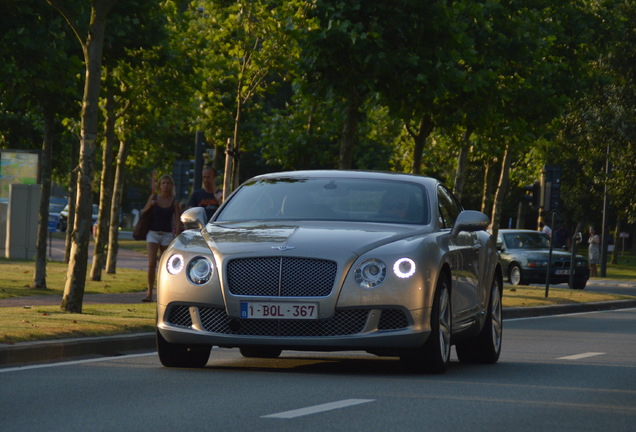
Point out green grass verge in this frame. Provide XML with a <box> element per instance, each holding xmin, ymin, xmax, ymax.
<box><xmin>0</xmin><ymin>260</ymin><xmax>147</xmax><ymax>299</ymax></box>
<box><xmin>0</xmin><ymin>303</ymin><xmax>155</xmax><ymax>344</ymax></box>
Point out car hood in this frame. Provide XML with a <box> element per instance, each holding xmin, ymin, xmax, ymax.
<box><xmin>199</xmin><ymin>221</ymin><xmax>434</xmax><ymax>261</ymax></box>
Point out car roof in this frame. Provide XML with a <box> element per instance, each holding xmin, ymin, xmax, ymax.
<box><xmin>248</xmin><ymin>170</ymin><xmax>440</xmax><ymax>188</ymax></box>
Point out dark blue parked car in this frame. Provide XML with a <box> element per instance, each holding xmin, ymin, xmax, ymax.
<box><xmin>495</xmin><ymin>229</ymin><xmax>589</xmax><ymax>290</ymax></box>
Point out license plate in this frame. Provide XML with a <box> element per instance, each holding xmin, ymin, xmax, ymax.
<box><xmin>555</xmin><ymin>269</ymin><xmax>570</xmax><ymax>275</ymax></box>
<box><xmin>240</xmin><ymin>302</ymin><xmax>318</xmax><ymax>319</ymax></box>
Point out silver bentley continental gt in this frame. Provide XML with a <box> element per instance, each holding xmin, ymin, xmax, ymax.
<box><xmin>156</xmin><ymin>170</ymin><xmax>503</xmax><ymax>373</ymax></box>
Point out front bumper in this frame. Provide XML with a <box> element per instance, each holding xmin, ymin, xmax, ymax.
<box><xmin>157</xmin><ymin>302</ymin><xmax>431</xmax><ymax>351</ymax></box>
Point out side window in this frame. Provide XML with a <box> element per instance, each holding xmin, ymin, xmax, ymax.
<box><xmin>437</xmin><ymin>185</ymin><xmax>462</xmax><ymax>229</ymax></box>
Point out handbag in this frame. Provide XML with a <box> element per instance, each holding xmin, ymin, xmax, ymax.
<box><xmin>133</xmin><ymin>195</ymin><xmax>155</xmax><ymax>240</ymax></box>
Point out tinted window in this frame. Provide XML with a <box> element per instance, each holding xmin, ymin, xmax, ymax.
<box><xmin>503</xmin><ymin>232</ymin><xmax>550</xmax><ymax>249</ymax></box>
<box><xmin>437</xmin><ymin>185</ymin><xmax>462</xmax><ymax>229</ymax></box>
<box><xmin>216</xmin><ymin>177</ymin><xmax>430</xmax><ymax>225</ymax></box>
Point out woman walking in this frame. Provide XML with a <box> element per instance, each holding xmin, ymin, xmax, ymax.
<box><xmin>140</xmin><ymin>174</ymin><xmax>181</xmax><ymax>302</ymax></box>
<box><xmin>588</xmin><ymin>226</ymin><xmax>601</xmax><ymax>277</ymax></box>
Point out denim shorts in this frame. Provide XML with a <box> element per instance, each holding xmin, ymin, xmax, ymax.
<box><xmin>147</xmin><ymin>230</ymin><xmax>174</xmax><ymax>246</ymax></box>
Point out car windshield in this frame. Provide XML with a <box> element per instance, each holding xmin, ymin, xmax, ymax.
<box><xmin>216</xmin><ymin>177</ymin><xmax>430</xmax><ymax>225</ymax></box>
<box><xmin>503</xmin><ymin>232</ymin><xmax>551</xmax><ymax>249</ymax></box>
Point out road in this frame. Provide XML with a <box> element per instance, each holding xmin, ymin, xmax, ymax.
<box><xmin>1</xmin><ymin>308</ymin><xmax>634</xmax><ymax>431</ymax></box>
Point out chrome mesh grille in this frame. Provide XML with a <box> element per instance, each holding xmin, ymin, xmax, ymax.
<box><xmin>226</xmin><ymin>257</ymin><xmax>337</xmax><ymax>297</ymax></box>
<box><xmin>167</xmin><ymin>305</ymin><xmax>193</xmax><ymax>328</ymax></box>
<box><xmin>166</xmin><ymin>305</ymin><xmax>410</xmax><ymax>336</ymax></box>
<box><xmin>377</xmin><ymin>309</ymin><xmax>409</xmax><ymax>330</ymax></box>
<box><xmin>198</xmin><ymin>307</ymin><xmax>369</xmax><ymax>337</ymax></box>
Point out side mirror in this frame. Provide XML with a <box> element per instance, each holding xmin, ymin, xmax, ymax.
<box><xmin>181</xmin><ymin>207</ymin><xmax>207</xmax><ymax>230</ymax></box>
<box><xmin>451</xmin><ymin>210</ymin><xmax>490</xmax><ymax>237</ymax></box>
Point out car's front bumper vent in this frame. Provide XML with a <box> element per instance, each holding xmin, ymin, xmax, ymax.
<box><xmin>226</xmin><ymin>257</ymin><xmax>337</xmax><ymax>297</ymax></box>
<box><xmin>200</xmin><ymin>307</ymin><xmax>367</xmax><ymax>336</ymax></box>
<box><xmin>167</xmin><ymin>305</ymin><xmax>193</xmax><ymax>328</ymax></box>
<box><xmin>164</xmin><ymin>305</ymin><xmax>409</xmax><ymax>337</ymax></box>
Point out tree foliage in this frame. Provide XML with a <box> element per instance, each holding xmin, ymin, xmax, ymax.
<box><xmin>2</xmin><ymin>0</ymin><xmax>635</xmax><ymax>299</ymax></box>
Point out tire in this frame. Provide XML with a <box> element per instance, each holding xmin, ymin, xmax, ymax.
<box><xmin>239</xmin><ymin>347</ymin><xmax>282</xmax><ymax>358</ymax></box>
<box><xmin>509</xmin><ymin>264</ymin><xmax>524</xmax><ymax>286</ymax></box>
<box><xmin>456</xmin><ymin>274</ymin><xmax>503</xmax><ymax>364</ymax></box>
<box><xmin>156</xmin><ymin>330</ymin><xmax>211</xmax><ymax>368</ymax></box>
<box><xmin>572</xmin><ymin>278</ymin><xmax>587</xmax><ymax>290</ymax></box>
<box><xmin>401</xmin><ymin>275</ymin><xmax>452</xmax><ymax>374</ymax></box>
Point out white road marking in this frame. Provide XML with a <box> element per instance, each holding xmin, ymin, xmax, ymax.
<box><xmin>557</xmin><ymin>352</ymin><xmax>605</xmax><ymax>360</ymax></box>
<box><xmin>0</xmin><ymin>352</ymin><xmax>157</xmax><ymax>373</ymax></box>
<box><xmin>262</xmin><ymin>398</ymin><xmax>375</xmax><ymax>419</ymax></box>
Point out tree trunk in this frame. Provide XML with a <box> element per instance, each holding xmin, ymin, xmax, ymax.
<box><xmin>90</xmin><ymin>71</ymin><xmax>116</xmax><ymax>281</ymax></box>
<box><xmin>106</xmin><ymin>139</ymin><xmax>128</xmax><ymax>274</ymax></box>
<box><xmin>222</xmin><ymin>138</ymin><xmax>234</xmax><ymax>203</ymax></box>
<box><xmin>480</xmin><ymin>159</ymin><xmax>498</xmax><ymax>216</ymax></box>
<box><xmin>64</xmin><ymin>141</ymin><xmax>78</xmax><ymax>263</ymax></box>
<box><xmin>490</xmin><ymin>143</ymin><xmax>513</xmax><ymax>242</ymax></box>
<box><xmin>611</xmin><ymin>219</ymin><xmax>621</xmax><ymax>265</ymax></box>
<box><xmin>229</xmin><ymin>77</ymin><xmax>243</xmax><ymax>194</ymax></box>
<box><xmin>409</xmin><ymin>114</ymin><xmax>434</xmax><ymax>175</ymax></box>
<box><xmin>32</xmin><ymin>105</ymin><xmax>56</xmax><ymax>290</ymax></box>
<box><xmin>62</xmin><ymin>0</ymin><xmax>115</xmax><ymax>313</ymax></box>
<box><xmin>453</xmin><ymin>129</ymin><xmax>471</xmax><ymax>201</ymax></box>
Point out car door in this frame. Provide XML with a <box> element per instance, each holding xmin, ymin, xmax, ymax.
<box><xmin>437</xmin><ymin>186</ymin><xmax>480</xmax><ymax>329</ymax></box>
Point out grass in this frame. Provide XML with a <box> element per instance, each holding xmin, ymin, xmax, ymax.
<box><xmin>0</xmin><ymin>303</ymin><xmax>155</xmax><ymax>345</ymax></box>
<box><xmin>0</xmin><ymin>260</ymin><xmax>147</xmax><ymax>299</ymax></box>
<box><xmin>0</xmin><ymin>241</ymin><xmax>634</xmax><ymax>344</ymax></box>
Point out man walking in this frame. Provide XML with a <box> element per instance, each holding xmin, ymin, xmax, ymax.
<box><xmin>187</xmin><ymin>165</ymin><xmax>223</xmax><ymax>220</ymax></box>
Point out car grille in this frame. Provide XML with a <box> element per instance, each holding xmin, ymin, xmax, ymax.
<box><xmin>165</xmin><ymin>305</ymin><xmax>409</xmax><ymax>337</ymax></box>
<box><xmin>552</xmin><ymin>261</ymin><xmax>570</xmax><ymax>268</ymax></box>
<box><xmin>226</xmin><ymin>257</ymin><xmax>337</xmax><ymax>297</ymax></box>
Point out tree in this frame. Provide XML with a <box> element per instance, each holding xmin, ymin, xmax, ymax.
<box><xmin>178</xmin><ymin>0</ymin><xmax>309</xmax><ymax>193</ymax></box>
<box><xmin>1</xmin><ymin>0</ymin><xmax>82</xmax><ymax>290</ymax></box>
<box><xmin>47</xmin><ymin>0</ymin><xmax>118</xmax><ymax>313</ymax></box>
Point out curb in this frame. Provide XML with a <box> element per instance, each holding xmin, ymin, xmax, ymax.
<box><xmin>503</xmin><ymin>299</ymin><xmax>636</xmax><ymax>319</ymax></box>
<box><xmin>2</xmin><ymin>299</ymin><xmax>636</xmax><ymax>369</ymax></box>
<box><xmin>0</xmin><ymin>333</ymin><xmax>155</xmax><ymax>368</ymax></box>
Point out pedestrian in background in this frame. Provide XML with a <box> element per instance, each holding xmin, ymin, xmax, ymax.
<box><xmin>140</xmin><ymin>174</ymin><xmax>181</xmax><ymax>302</ymax></box>
<box><xmin>588</xmin><ymin>226</ymin><xmax>601</xmax><ymax>277</ymax></box>
<box><xmin>187</xmin><ymin>165</ymin><xmax>223</xmax><ymax>220</ymax></box>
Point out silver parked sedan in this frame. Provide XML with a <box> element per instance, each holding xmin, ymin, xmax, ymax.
<box><xmin>156</xmin><ymin>170</ymin><xmax>503</xmax><ymax>373</ymax></box>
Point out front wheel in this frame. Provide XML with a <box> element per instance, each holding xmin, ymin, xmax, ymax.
<box><xmin>157</xmin><ymin>330</ymin><xmax>211</xmax><ymax>368</ymax></box>
<box><xmin>509</xmin><ymin>264</ymin><xmax>524</xmax><ymax>286</ymax></box>
<box><xmin>572</xmin><ymin>278</ymin><xmax>587</xmax><ymax>290</ymax></box>
<box><xmin>456</xmin><ymin>274</ymin><xmax>503</xmax><ymax>364</ymax></box>
<box><xmin>401</xmin><ymin>275</ymin><xmax>452</xmax><ymax>374</ymax></box>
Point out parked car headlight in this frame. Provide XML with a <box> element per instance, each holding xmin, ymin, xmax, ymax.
<box><xmin>527</xmin><ymin>260</ymin><xmax>548</xmax><ymax>268</ymax></box>
<box><xmin>355</xmin><ymin>259</ymin><xmax>387</xmax><ymax>288</ymax></box>
<box><xmin>393</xmin><ymin>258</ymin><xmax>416</xmax><ymax>278</ymax></box>
<box><xmin>187</xmin><ymin>256</ymin><xmax>214</xmax><ymax>285</ymax></box>
<box><xmin>167</xmin><ymin>254</ymin><xmax>184</xmax><ymax>275</ymax></box>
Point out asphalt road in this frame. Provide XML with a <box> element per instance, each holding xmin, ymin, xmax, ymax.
<box><xmin>1</xmin><ymin>308</ymin><xmax>634</xmax><ymax>432</ymax></box>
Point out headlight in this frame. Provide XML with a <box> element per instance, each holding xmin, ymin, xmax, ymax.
<box><xmin>393</xmin><ymin>258</ymin><xmax>416</xmax><ymax>278</ymax></box>
<box><xmin>527</xmin><ymin>260</ymin><xmax>548</xmax><ymax>268</ymax></box>
<box><xmin>355</xmin><ymin>259</ymin><xmax>387</xmax><ymax>288</ymax></box>
<box><xmin>186</xmin><ymin>256</ymin><xmax>214</xmax><ymax>285</ymax></box>
<box><xmin>167</xmin><ymin>254</ymin><xmax>184</xmax><ymax>275</ymax></box>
